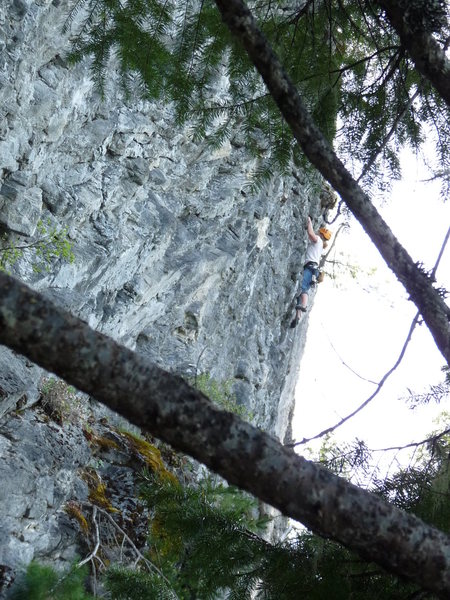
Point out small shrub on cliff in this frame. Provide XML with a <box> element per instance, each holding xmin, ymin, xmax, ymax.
<box><xmin>40</xmin><ymin>377</ymin><xmax>84</xmax><ymax>424</ymax></box>
<box><xmin>0</xmin><ymin>220</ymin><xmax>74</xmax><ymax>274</ymax></box>
<box><xmin>192</xmin><ymin>373</ymin><xmax>254</xmax><ymax>422</ymax></box>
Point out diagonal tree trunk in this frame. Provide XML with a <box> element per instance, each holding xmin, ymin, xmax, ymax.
<box><xmin>377</xmin><ymin>0</ymin><xmax>450</xmax><ymax>107</ymax></box>
<box><xmin>213</xmin><ymin>0</ymin><xmax>450</xmax><ymax>366</ymax></box>
<box><xmin>0</xmin><ymin>271</ymin><xmax>449</xmax><ymax>597</ymax></box>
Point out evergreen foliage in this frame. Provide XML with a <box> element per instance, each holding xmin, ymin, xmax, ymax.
<box><xmin>9</xmin><ymin>562</ymin><xmax>93</xmax><ymax>600</ymax></box>
<box><xmin>404</xmin><ymin>366</ymin><xmax>450</xmax><ymax>407</ymax></box>
<box><xmin>373</xmin><ymin>433</ymin><xmax>450</xmax><ymax>534</ymax></box>
<box><xmin>65</xmin><ymin>0</ymin><xmax>450</xmax><ymax>191</ymax></box>
<box><xmin>9</xmin><ymin>435</ymin><xmax>450</xmax><ymax>599</ymax></box>
<box><xmin>311</xmin><ymin>421</ymin><xmax>450</xmax><ymax>544</ymax></box>
<box><xmin>104</xmin><ymin>567</ymin><xmax>176</xmax><ymax>599</ymax></box>
<box><xmin>119</xmin><ymin>474</ymin><xmax>305</xmax><ymax>599</ymax></box>
<box><xmin>110</xmin><ymin>467</ymin><xmax>447</xmax><ymax>599</ymax></box>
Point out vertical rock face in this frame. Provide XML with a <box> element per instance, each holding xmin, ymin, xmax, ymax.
<box><xmin>0</xmin><ymin>0</ymin><xmax>325</xmax><ymax>589</ymax></box>
<box><xmin>0</xmin><ymin>0</ymin><xmax>321</xmax><ymax>428</ymax></box>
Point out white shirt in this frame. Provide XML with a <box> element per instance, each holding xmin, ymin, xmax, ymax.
<box><xmin>305</xmin><ymin>237</ymin><xmax>323</xmax><ymax>264</ymax></box>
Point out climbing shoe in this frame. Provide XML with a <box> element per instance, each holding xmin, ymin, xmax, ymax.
<box><xmin>295</xmin><ymin>305</ymin><xmax>307</xmax><ymax>313</ymax></box>
<box><xmin>290</xmin><ymin>317</ymin><xmax>299</xmax><ymax>328</ymax></box>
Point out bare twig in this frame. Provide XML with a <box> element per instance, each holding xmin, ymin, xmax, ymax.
<box><xmin>432</xmin><ymin>226</ymin><xmax>450</xmax><ymax>278</ymax></box>
<box><xmin>79</xmin><ymin>501</ymin><xmax>179</xmax><ymax>597</ymax></box>
<box><xmin>78</xmin><ymin>506</ymin><xmax>101</xmax><ymax>567</ymax></box>
<box><xmin>371</xmin><ymin>426</ymin><xmax>450</xmax><ymax>454</ymax></box>
<box><xmin>329</xmin><ymin>45</ymin><xmax>400</xmax><ymax>78</ymax></box>
<box><xmin>318</xmin><ymin>321</ymin><xmax>379</xmax><ymax>385</ymax></box>
<box><xmin>288</xmin><ymin>311</ymin><xmax>420</xmax><ymax>447</ymax></box>
<box><xmin>324</xmin><ymin>198</ymin><xmax>347</xmax><ymax>225</ymax></box>
<box><xmin>194</xmin><ymin>346</ymin><xmax>207</xmax><ymax>387</ymax></box>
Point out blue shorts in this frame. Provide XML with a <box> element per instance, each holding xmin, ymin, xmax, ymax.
<box><xmin>300</xmin><ymin>263</ymin><xmax>319</xmax><ymax>295</ymax></box>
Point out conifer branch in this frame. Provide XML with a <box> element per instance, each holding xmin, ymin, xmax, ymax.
<box><xmin>357</xmin><ymin>86</ymin><xmax>421</xmax><ymax>183</ymax></box>
<box><xmin>336</xmin><ymin>0</ymin><xmax>364</xmax><ymax>37</ymax></box>
<box><xmin>372</xmin><ymin>427</ymin><xmax>450</xmax><ymax>454</ymax></box>
<box><xmin>376</xmin><ymin>0</ymin><xmax>450</xmax><ymax>106</ymax></box>
<box><xmin>282</xmin><ymin>0</ymin><xmax>312</xmax><ymax>26</ymax></box>
<box><xmin>191</xmin><ymin>93</ymin><xmax>270</xmax><ymax>115</ymax></box>
<box><xmin>329</xmin><ymin>45</ymin><xmax>400</xmax><ymax>77</ymax></box>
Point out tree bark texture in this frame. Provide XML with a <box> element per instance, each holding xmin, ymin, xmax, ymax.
<box><xmin>0</xmin><ymin>272</ymin><xmax>450</xmax><ymax>597</ymax></box>
<box><xmin>377</xmin><ymin>0</ymin><xmax>450</xmax><ymax>107</ymax></box>
<box><xmin>213</xmin><ymin>0</ymin><xmax>450</xmax><ymax>366</ymax></box>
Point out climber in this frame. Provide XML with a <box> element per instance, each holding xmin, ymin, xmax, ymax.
<box><xmin>290</xmin><ymin>217</ymin><xmax>331</xmax><ymax>328</ymax></box>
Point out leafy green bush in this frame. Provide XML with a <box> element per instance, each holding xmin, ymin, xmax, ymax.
<box><xmin>192</xmin><ymin>373</ymin><xmax>254</xmax><ymax>422</ymax></box>
<box><xmin>0</xmin><ymin>220</ymin><xmax>74</xmax><ymax>274</ymax></box>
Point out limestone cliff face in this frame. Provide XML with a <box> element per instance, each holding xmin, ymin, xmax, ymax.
<box><xmin>0</xmin><ymin>0</ymin><xmax>324</xmax><ymax>591</ymax></box>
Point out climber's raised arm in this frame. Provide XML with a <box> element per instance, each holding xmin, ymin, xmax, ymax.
<box><xmin>307</xmin><ymin>216</ymin><xmax>318</xmax><ymax>243</ymax></box>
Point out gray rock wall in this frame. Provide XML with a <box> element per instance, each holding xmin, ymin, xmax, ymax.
<box><xmin>0</xmin><ymin>0</ymin><xmax>326</xmax><ymax>591</ymax></box>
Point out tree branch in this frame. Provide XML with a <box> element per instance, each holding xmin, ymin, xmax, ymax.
<box><xmin>372</xmin><ymin>426</ymin><xmax>450</xmax><ymax>454</ymax></box>
<box><xmin>432</xmin><ymin>226</ymin><xmax>450</xmax><ymax>279</ymax></box>
<box><xmin>376</xmin><ymin>0</ymin><xmax>450</xmax><ymax>107</ymax></box>
<box><xmin>320</xmin><ymin>222</ymin><xmax>346</xmax><ymax>267</ymax></box>
<box><xmin>328</xmin><ymin>45</ymin><xmax>400</xmax><ymax>77</ymax></box>
<box><xmin>213</xmin><ymin>0</ymin><xmax>450</xmax><ymax>365</ymax></box>
<box><xmin>0</xmin><ymin>272</ymin><xmax>450</xmax><ymax>597</ymax></box>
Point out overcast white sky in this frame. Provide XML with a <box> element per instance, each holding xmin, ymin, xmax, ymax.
<box><xmin>292</xmin><ymin>151</ymin><xmax>450</xmax><ymax>465</ymax></box>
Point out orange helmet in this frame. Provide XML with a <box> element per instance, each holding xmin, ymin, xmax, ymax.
<box><xmin>319</xmin><ymin>227</ymin><xmax>332</xmax><ymax>241</ymax></box>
